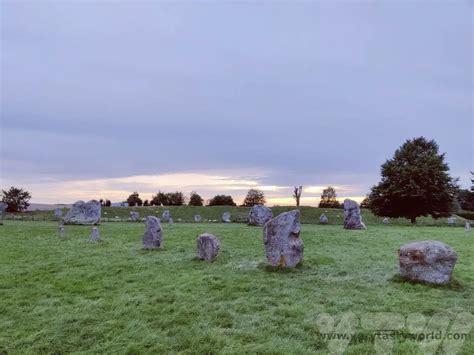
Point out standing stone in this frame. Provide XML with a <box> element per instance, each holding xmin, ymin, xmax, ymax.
<box><xmin>0</xmin><ymin>202</ymin><xmax>7</xmax><ymax>225</ymax></box>
<box><xmin>465</xmin><ymin>222</ymin><xmax>472</xmax><ymax>232</ymax></box>
<box><xmin>447</xmin><ymin>217</ymin><xmax>456</xmax><ymax>226</ymax></box>
<box><xmin>169</xmin><ymin>217</ymin><xmax>174</xmax><ymax>225</ymax></box>
<box><xmin>162</xmin><ymin>210</ymin><xmax>170</xmax><ymax>222</ymax></box>
<box><xmin>196</xmin><ymin>233</ymin><xmax>220</xmax><ymax>261</ymax></box>
<box><xmin>130</xmin><ymin>211</ymin><xmax>139</xmax><ymax>222</ymax></box>
<box><xmin>89</xmin><ymin>227</ymin><xmax>100</xmax><ymax>243</ymax></box>
<box><xmin>319</xmin><ymin>214</ymin><xmax>328</xmax><ymax>224</ymax></box>
<box><xmin>222</xmin><ymin>212</ymin><xmax>231</xmax><ymax>223</ymax></box>
<box><xmin>54</xmin><ymin>207</ymin><xmax>63</xmax><ymax>220</ymax></box>
<box><xmin>248</xmin><ymin>205</ymin><xmax>273</xmax><ymax>226</ymax></box>
<box><xmin>64</xmin><ymin>200</ymin><xmax>101</xmax><ymax>225</ymax></box>
<box><xmin>58</xmin><ymin>226</ymin><xmax>65</xmax><ymax>239</ymax></box>
<box><xmin>383</xmin><ymin>217</ymin><xmax>390</xmax><ymax>225</ymax></box>
<box><xmin>343</xmin><ymin>199</ymin><xmax>366</xmax><ymax>230</ymax></box>
<box><xmin>263</xmin><ymin>210</ymin><xmax>303</xmax><ymax>268</ymax></box>
<box><xmin>399</xmin><ymin>240</ymin><xmax>457</xmax><ymax>285</ymax></box>
<box><xmin>143</xmin><ymin>216</ymin><xmax>163</xmax><ymax>249</ymax></box>
<box><xmin>194</xmin><ymin>215</ymin><xmax>202</xmax><ymax>223</ymax></box>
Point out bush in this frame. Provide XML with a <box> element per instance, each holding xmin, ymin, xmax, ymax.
<box><xmin>242</xmin><ymin>189</ymin><xmax>265</xmax><ymax>207</ymax></box>
<box><xmin>151</xmin><ymin>191</ymin><xmax>185</xmax><ymax>206</ymax></box>
<box><xmin>189</xmin><ymin>191</ymin><xmax>204</xmax><ymax>206</ymax></box>
<box><xmin>1</xmin><ymin>186</ymin><xmax>32</xmax><ymax>212</ymax></box>
<box><xmin>208</xmin><ymin>195</ymin><xmax>236</xmax><ymax>206</ymax></box>
<box><xmin>126</xmin><ymin>192</ymin><xmax>143</xmax><ymax>207</ymax></box>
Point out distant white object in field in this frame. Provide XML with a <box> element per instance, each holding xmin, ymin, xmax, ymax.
<box><xmin>465</xmin><ymin>222</ymin><xmax>472</xmax><ymax>232</ymax></box>
<box><xmin>222</xmin><ymin>212</ymin><xmax>231</xmax><ymax>223</ymax></box>
<box><xmin>447</xmin><ymin>217</ymin><xmax>456</xmax><ymax>226</ymax></box>
<box><xmin>383</xmin><ymin>218</ymin><xmax>390</xmax><ymax>225</ymax></box>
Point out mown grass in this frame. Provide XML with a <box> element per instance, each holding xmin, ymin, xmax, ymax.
<box><xmin>7</xmin><ymin>205</ymin><xmax>470</xmax><ymax>226</ymax></box>
<box><xmin>0</xmin><ymin>221</ymin><xmax>473</xmax><ymax>354</ymax></box>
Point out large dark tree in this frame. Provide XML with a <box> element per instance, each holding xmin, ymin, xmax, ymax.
<box><xmin>293</xmin><ymin>186</ymin><xmax>303</xmax><ymax>207</ymax></box>
<box><xmin>126</xmin><ymin>192</ymin><xmax>143</xmax><ymax>207</ymax></box>
<box><xmin>151</xmin><ymin>191</ymin><xmax>185</xmax><ymax>206</ymax></box>
<box><xmin>318</xmin><ymin>186</ymin><xmax>341</xmax><ymax>208</ymax></box>
<box><xmin>1</xmin><ymin>186</ymin><xmax>32</xmax><ymax>212</ymax></box>
<box><xmin>369</xmin><ymin>137</ymin><xmax>458</xmax><ymax>224</ymax></box>
<box><xmin>242</xmin><ymin>189</ymin><xmax>266</xmax><ymax>207</ymax></box>
<box><xmin>208</xmin><ymin>195</ymin><xmax>236</xmax><ymax>206</ymax></box>
<box><xmin>189</xmin><ymin>191</ymin><xmax>204</xmax><ymax>206</ymax></box>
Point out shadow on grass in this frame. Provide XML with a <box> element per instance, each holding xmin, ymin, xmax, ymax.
<box><xmin>389</xmin><ymin>274</ymin><xmax>464</xmax><ymax>291</ymax></box>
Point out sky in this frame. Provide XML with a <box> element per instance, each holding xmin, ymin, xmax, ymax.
<box><xmin>1</xmin><ymin>0</ymin><xmax>472</xmax><ymax>206</ymax></box>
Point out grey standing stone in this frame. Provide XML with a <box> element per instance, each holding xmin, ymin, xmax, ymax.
<box><xmin>343</xmin><ymin>199</ymin><xmax>366</xmax><ymax>230</ymax></box>
<box><xmin>447</xmin><ymin>217</ymin><xmax>456</xmax><ymax>226</ymax></box>
<box><xmin>162</xmin><ymin>210</ymin><xmax>171</xmax><ymax>222</ymax></box>
<box><xmin>54</xmin><ymin>207</ymin><xmax>63</xmax><ymax>219</ymax></box>
<box><xmin>169</xmin><ymin>217</ymin><xmax>174</xmax><ymax>225</ymax></box>
<box><xmin>263</xmin><ymin>210</ymin><xmax>303</xmax><ymax>268</ymax></box>
<box><xmin>0</xmin><ymin>202</ymin><xmax>7</xmax><ymax>225</ymax></box>
<box><xmin>64</xmin><ymin>200</ymin><xmax>101</xmax><ymax>225</ymax></box>
<box><xmin>222</xmin><ymin>212</ymin><xmax>231</xmax><ymax>223</ymax></box>
<box><xmin>319</xmin><ymin>214</ymin><xmax>328</xmax><ymax>224</ymax></box>
<box><xmin>196</xmin><ymin>233</ymin><xmax>220</xmax><ymax>261</ymax></box>
<box><xmin>194</xmin><ymin>215</ymin><xmax>202</xmax><ymax>223</ymax></box>
<box><xmin>143</xmin><ymin>216</ymin><xmax>163</xmax><ymax>249</ymax></box>
<box><xmin>383</xmin><ymin>217</ymin><xmax>390</xmax><ymax>225</ymax></box>
<box><xmin>465</xmin><ymin>222</ymin><xmax>472</xmax><ymax>232</ymax></box>
<box><xmin>248</xmin><ymin>205</ymin><xmax>273</xmax><ymax>226</ymax></box>
<box><xmin>399</xmin><ymin>240</ymin><xmax>457</xmax><ymax>285</ymax></box>
<box><xmin>89</xmin><ymin>227</ymin><xmax>100</xmax><ymax>243</ymax></box>
<box><xmin>130</xmin><ymin>211</ymin><xmax>139</xmax><ymax>222</ymax></box>
<box><xmin>58</xmin><ymin>226</ymin><xmax>65</xmax><ymax>239</ymax></box>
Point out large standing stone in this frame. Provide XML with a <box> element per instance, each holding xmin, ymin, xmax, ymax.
<box><xmin>222</xmin><ymin>212</ymin><xmax>231</xmax><ymax>223</ymax></box>
<box><xmin>398</xmin><ymin>240</ymin><xmax>457</xmax><ymax>285</ymax></box>
<box><xmin>64</xmin><ymin>200</ymin><xmax>101</xmax><ymax>225</ymax></box>
<box><xmin>130</xmin><ymin>211</ymin><xmax>139</xmax><ymax>222</ymax></box>
<box><xmin>89</xmin><ymin>227</ymin><xmax>100</xmax><ymax>243</ymax></box>
<box><xmin>263</xmin><ymin>210</ymin><xmax>303</xmax><ymax>268</ymax></box>
<box><xmin>319</xmin><ymin>214</ymin><xmax>328</xmax><ymax>224</ymax></box>
<box><xmin>162</xmin><ymin>210</ymin><xmax>170</xmax><ymax>222</ymax></box>
<box><xmin>248</xmin><ymin>205</ymin><xmax>273</xmax><ymax>226</ymax></box>
<box><xmin>194</xmin><ymin>215</ymin><xmax>202</xmax><ymax>223</ymax></box>
<box><xmin>343</xmin><ymin>199</ymin><xmax>366</xmax><ymax>230</ymax></box>
<box><xmin>196</xmin><ymin>233</ymin><xmax>220</xmax><ymax>261</ymax></box>
<box><xmin>143</xmin><ymin>216</ymin><xmax>163</xmax><ymax>249</ymax></box>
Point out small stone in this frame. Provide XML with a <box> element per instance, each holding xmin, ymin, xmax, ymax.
<box><xmin>130</xmin><ymin>211</ymin><xmax>139</xmax><ymax>222</ymax></box>
<box><xmin>343</xmin><ymin>199</ymin><xmax>366</xmax><ymax>230</ymax></box>
<box><xmin>465</xmin><ymin>222</ymin><xmax>472</xmax><ymax>232</ymax></box>
<box><xmin>162</xmin><ymin>210</ymin><xmax>171</xmax><ymax>222</ymax></box>
<box><xmin>54</xmin><ymin>207</ymin><xmax>63</xmax><ymax>219</ymax></box>
<box><xmin>58</xmin><ymin>226</ymin><xmax>65</xmax><ymax>239</ymax></box>
<box><xmin>169</xmin><ymin>217</ymin><xmax>174</xmax><ymax>225</ymax></box>
<box><xmin>319</xmin><ymin>214</ymin><xmax>328</xmax><ymax>224</ymax></box>
<box><xmin>143</xmin><ymin>216</ymin><xmax>162</xmax><ymax>249</ymax></box>
<box><xmin>196</xmin><ymin>233</ymin><xmax>220</xmax><ymax>261</ymax></box>
<box><xmin>263</xmin><ymin>210</ymin><xmax>303</xmax><ymax>268</ymax></box>
<box><xmin>383</xmin><ymin>218</ymin><xmax>390</xmax><ymax>225</ymax></box>
<box><xmin>194</xmin><ymin>215</ymin><xmax>202</xmax><ymax>223</ymax></box>
<box><xmin>248</xmin><ymin>205</ymin><xmax>273</xmax><ymax>226</ymax></box>
<box><xmin>222</xmin><ymin>212</ymin><xmax>231</xmax><ymax>223</ymax></box>
<box><xmin>89</xmin><ymin>227</ymin><xmax>100</xmax><ymax>243</ymax></box>
<box><xmin>447</xmin><ymin>217</ymin><xmax>456</xmax><ymax>226</ymax></box>
<box><xmin>398</xmin><ymin>240</ymin><xmax>457</xmax><ymax>285</ymax></box>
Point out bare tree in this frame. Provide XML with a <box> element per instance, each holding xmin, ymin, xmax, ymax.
<box><xmin>293</xmin><ymin>186</ymin><xmax>303</xmax><ymax>207</ymax></box>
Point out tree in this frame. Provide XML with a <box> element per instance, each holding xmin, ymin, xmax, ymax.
<box><xmin>143</xmin><ymin>200</ymin><xmax>149</xmax><ymax>207</ymax></box>
<box><xmin>1</xmin><ymin>186</ymin><xmax>32</xmax><ymax>212</ymax></box>
<box><xmin>293</xmin><ymin>186</ymin><xmax>303</xmax><ymax>207</ymax></box>
<box><xmin>151</xmin><ymin>191</ymin><xmax>168</xmax><ymax>206</ymax></box>
<box><xmin>242</xmin><ymin>189</ymin><xmax>266</xmax><ymax>207</ymax></box>
<box><xmin>368</xmin><ymin>137</ymin><xmax>458</xmax><ymax>224</ymax></box>
<box><xmin>189</xmin><ymin>191</ymin><xmax>204</xmax><ymax>206</ymax></box>
<box><xmin>126</xmin><ymin>192</ymin><xmax>143</xmax><ymax>207</ymax></box>
<box><xmin>105</xmin><ymin>199</ymin><xmax>111</xmax><ymax>207</ymax></box>
<box><xmin>208</xmin><ymin>195</ymin><xmax>236</xmax><ymax>206</ymax></box>
<box><xmin>360</xmin><ymin>196</ymin><xmax>371</xmax><ymax>209</ymax></box>
<box><xmin>151</xmin><ymin>191</ymin><xmax>185</xmax><ymax>206</ymax></box>
<box><xmin>318</xmin><ymin>186</ymin><xmax>341</xmax><ymax>208</ymax></box>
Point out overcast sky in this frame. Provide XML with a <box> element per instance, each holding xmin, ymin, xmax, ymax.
<box><xmin>1</xmin><ymin>1</ymin><xmax>472</xmax><ymax>205</ymax></box>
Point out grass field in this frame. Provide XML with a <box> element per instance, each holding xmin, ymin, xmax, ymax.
<box><xmin>5</xmin><ymin>205</ymin><xmax>470</xmax><ymax>226</ymax></box>
<box><xmin>1</xmin><ymin>220</ymin><xmax>473</xmax><ymax>354</ymax></box>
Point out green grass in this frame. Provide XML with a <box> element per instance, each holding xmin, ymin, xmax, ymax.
<box><xmin>6</xmin><ymin>205</ymin><xmax>470</xmax><ymax>226</ymax></box>
<box><xmin>0</xmin><ymin>221</ymin><xmax>473</xmax><ymax>353</ymax></box>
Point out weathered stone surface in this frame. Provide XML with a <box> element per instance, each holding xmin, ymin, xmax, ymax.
<box><xmin>194</xmin><ymin>215</ymin><xmax>202</xmax><ymax>223</ymax></box>
<box><xmin>465</xmin><ymin>222</ymin><xmax>472</xmax><ymax>232</ymax></box>
<box><xmin>399</xmin><ymin>240</ymin><xmax>457</xmax><ymax>285</ymax></box>
<box><xmin>162</xmin><ymin>210</ymin><xmax>171</xmax><ymax>222</ymax></box>
<box><xmin>222</xmin><ymin>212</ymin><xmax>231</xmax><ymax>223</ymax></box>
<box><xmin>130</xmin><ymin>211</ymin><xmax>139</xmax><ymax>222</ymax></box>
<box><xmin>64</xmin><ymin>200</ymin><xmax>101</xmax><ymax>225</ymax></box>
<box><xmin>319</xmin><ymin>214</ymin><xmax>328</xmax><ymax>224</ymax></box>
<box><xmin>196</xmin><ymin>233</ymin><xmax>220</xmax><ymax>261</ymax></box>
<box><xmin>343</xmin><ymin>199</ymin><xmax>366</xmax><ymax>230</ymax></box>
<box><xmin>248</xmin><ymin>205</ymin><xmax>273</xmax><ymax>226</ymax></box>
<box><xmin>263</xmin><ymin>210</ymin><xmax>303</xmax><ymax>268</ymax></box>
<box><xmin>89</xmin><ymin>227</ymin><xmax>100</xmax><ymax>243</ymax></box>
<box><xmin>143</xmin><ymin>216</ymin><xmax>163</xmax><ymax>249</ymax></box>
<box><xmin>383</xmin><ymin>218</ymin><xmax>390</xmax><ymax>225</ymax></box>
